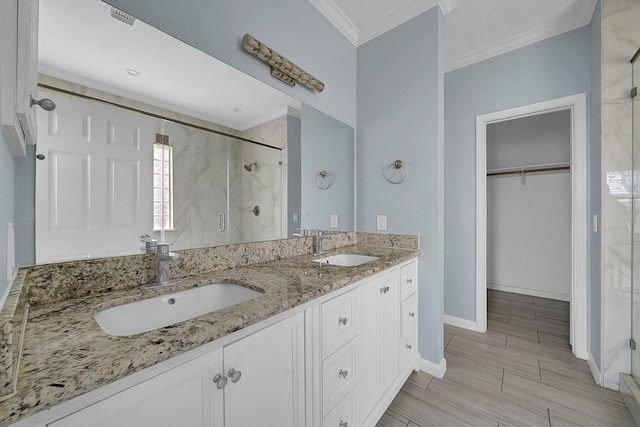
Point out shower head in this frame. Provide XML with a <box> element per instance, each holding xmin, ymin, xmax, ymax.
<box><xmin>244</xmin><ymin>162</ymin><xmax>257</xmax><ymax>172</ymax></box>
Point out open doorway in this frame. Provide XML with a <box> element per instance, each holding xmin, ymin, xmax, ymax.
<box><xmin>475</xmin><ymin>94</ymin><xmax>588</xmax><ymax>360</ymax></box>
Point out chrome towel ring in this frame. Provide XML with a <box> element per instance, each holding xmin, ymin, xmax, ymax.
<box><xmin>315</xmin><ymin>170</ymin><xmax>332</xmax><ymax>190</ymax></box>
<box><xmin>385</xmin><ymin>160</ymin><xmax>406</xmax><ymax>184</ymax></box>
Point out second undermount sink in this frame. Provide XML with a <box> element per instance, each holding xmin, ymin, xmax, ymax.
<box><xmin>94</xmin><ymin>283</ymin><xmax>264</xmax><ymax>336</ymax></box>
<box><xmin>312</xmin><ymin>254</ymin><xmax>379</xmax><ymax>267</ymax></box>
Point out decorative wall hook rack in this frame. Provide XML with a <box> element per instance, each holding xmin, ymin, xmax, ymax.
<box><xmin>385</xmin><ymin>160</ymin><xmax>406</xmax><ymax>184</ymax></box>
<box><xmin>315</xmin><ymin>170</ymin><xmax>332</xmax><ymax>190</ymax></box>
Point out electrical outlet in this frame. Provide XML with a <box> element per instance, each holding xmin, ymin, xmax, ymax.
<box><xmin>592</xmin><ymin>214</ymin><xmax>598</xmax><ymax>232</ymax></box>
<box><xmin>376</xmin><ymin>215</ymin><xmax>387</xmax><ymax>231</ymax></box>
<box><xmin>293</xmin><ymin>212</ymin><xmax>299</xmax><ymax>223</ymax></box>
<box><xmin>330</xmin><ymin>214</ymin><xmax>338</xmax><ymax>228</ymax></box>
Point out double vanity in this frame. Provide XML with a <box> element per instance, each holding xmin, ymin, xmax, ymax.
<box><xmin>0</xmin><ymin>231</ymin><xmax>421</xmax><ymax>427</ymax></box>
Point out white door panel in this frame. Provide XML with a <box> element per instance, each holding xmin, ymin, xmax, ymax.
<box><xmin>36</xmin><ymin>91</ymin><xmax>154</xmax><ymax>263</ymax></box>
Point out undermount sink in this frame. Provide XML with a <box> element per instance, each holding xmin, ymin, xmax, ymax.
<box><xmin>312</xmin><ymin>254</ymin><xmax>379</xmax><ymax>267</ymax></box>
<box><xmin>94</xmin><ymin>283</ymin><xmax>264</xmax><ymax>336</ymax></box>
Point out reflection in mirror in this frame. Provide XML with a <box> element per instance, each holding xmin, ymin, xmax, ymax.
<box><xmin>33</xmin><ymin>0</ymin><xmax>353</xmax><ymax>263</ymax></box>
<box><xmin>301</xmin><ymin>105</ymin><xmax>355</xmax><ymax>231</ymax></box>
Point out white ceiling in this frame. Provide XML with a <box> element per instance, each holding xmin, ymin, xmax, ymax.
<box><xmin>38</xmin><ymin>0</ymin><xmax>301</xmax><ymax>131</ymax></box>
<box><xmin>310</xmin><ymin>0</ymin><xmax>597</xmax><ymax>71</ymax></box>
<box><xmin>39</xmin><ymin>0</ymin><xmax>598</xmax><ymax>128</ymax></box>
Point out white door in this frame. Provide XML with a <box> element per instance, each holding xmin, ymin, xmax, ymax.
<box><xmin>36</xmin><ymin>91</ymin><xmax>154</xmax><ymax>263</ymax></box>
<box><xmin>223</xmin><ymin>312</ymin><xmax>306</xmax><ymax>427</ymax></box>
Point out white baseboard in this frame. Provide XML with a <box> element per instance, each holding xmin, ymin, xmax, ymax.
<box><xmin>443</xmin><ymin>314</ymin><xmax>478</xmax><ymax>331</ymax></box>
<box><xmin>587</xmin><ymin>352</ymin><xmax>602</xmax><ymax>386</ymax></box>
<box><xmin>487</xmin><ymin>283</ymin><xmax>570</xmax><ymax>302</ymax></box>
<box><xmin>419</xmin><ymin>357</ymin><xmax>447</xmax><ymax>379</ymax></box>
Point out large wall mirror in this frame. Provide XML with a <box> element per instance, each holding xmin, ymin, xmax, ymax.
<box><xmin>33</xmin><ymin>0</ymin><xmax>354</xmax><ymax>264</ymax></box>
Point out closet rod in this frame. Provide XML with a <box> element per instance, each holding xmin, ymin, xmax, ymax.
<box><xmin>487</xmin><ymin>165</ymin><xmax>570</xmax><ymax>177</ymax></box>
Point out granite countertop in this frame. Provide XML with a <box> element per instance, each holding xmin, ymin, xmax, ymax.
<box><xmin>0</xmin><ymin>243</ymin><xmax>420</xmax><ymax>426</ymax></box>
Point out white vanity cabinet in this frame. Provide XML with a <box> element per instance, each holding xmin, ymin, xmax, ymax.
<box><xmin>13</xmin><ymin>257</ymin><xmax>420</xmax><ymax>427</ymax></box>
<box><xmin>360</xmin><ymin>271</ymin><xmax>398</xmax><ymax>419</ymax></box>
<box><xmin>47</xmin><ymin>349</ymin><xmax>224</xmax><ymax>427</ymax></box>
<box><xmin>320</xmin><ymin>288</ymin><xmax>361</xmax><ymax>426</ymax></box>
<box><xmin>399</xmin><ymin>262</ymin><xmax>419</xmax><ymax>371</ymax></box>
<box><xmin>223</xmin><ymin>311</ymin><xmax>305</xmax><ymax>427</ymax></box>
<box><xmin>40</xmin><ymin>312</ymin><xmax>305</xmax><ymax>427</ymax></box>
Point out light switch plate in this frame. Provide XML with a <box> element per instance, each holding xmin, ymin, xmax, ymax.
<box><xmin>330</xmin><ymin>214</ymin><xmax>338</xmax><ymax>228</ymax></box>
<box><xmin>376</xmin><ymin>215</ymin><xmax>387</xmax><ymax>231</ymax></box>
<box><xmin>592</xmin><ymin>214</ymin><xmax>598</xmax><ymax>232</ymax></box>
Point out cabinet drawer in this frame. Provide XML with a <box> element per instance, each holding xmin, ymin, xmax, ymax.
<box><xmin>323</xmin><ymin>337</ymin><xmax>359</xmax><ymax>416</ymax></box>
<box><xmin>400</xmin><ymin>262</ymin><xmax>417</xmax><ymax>300</ymax></box>
<box><xmin>323</xmin><ymin>387</ymin><xmax>358</xmax><ymax>427</ymax></box>
<box><xmin>400</xmin><ymin>293</ymin><xmax>418</xmax><ymax>332</ymax></box>
<box><xmin>322</xmin><ymin>288</ymin><xmax>359</xmax><ymax>358</ymax></box>
<box><xmin>399</xmin><ymin>324</ymin><xmax>417</xmax><ymax>369</ymax></box>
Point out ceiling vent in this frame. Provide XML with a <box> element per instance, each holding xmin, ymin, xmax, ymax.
<box><xmin>110</xmin><ymin>7</ymin><xmax>135</xmax><ymax>26</ymax></box>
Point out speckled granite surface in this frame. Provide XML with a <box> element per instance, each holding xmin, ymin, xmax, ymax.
<box><xmin>0</xmin><ymin>232</ymin><xmax>419</xmax><ymax>426</ymax></box>
<box><xmin>0</xmin><ymin>270</ymin><xmax>28</xmax><ymax>399</ymax></box>
<box><xmin>27</xmin><ymin>232</ymin><xmax>358</xmax><ymax>306</ymax></box>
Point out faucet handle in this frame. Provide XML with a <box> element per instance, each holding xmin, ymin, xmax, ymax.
<box><xmin>140</xmin><ymin>234</ymin><xmax>157</xmax><ymax>253</ymax></box>
<box><xmin>293</xmin><ymin>228</ymin><xmax>308</xmax><ymax>237</ymax></box>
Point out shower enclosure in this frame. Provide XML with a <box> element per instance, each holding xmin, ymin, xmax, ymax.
<box><xmin>159</xmin><ymin>119</ymin><xmax>284</xmax><ymax>250</ymax></box>
<box><xmin>632</xmin><ymin>47</ymin><xmax>640</xmax><ymax>378</ymax></box>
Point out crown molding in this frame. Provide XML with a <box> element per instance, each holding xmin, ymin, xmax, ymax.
<box><xmin>439</xmin><ymin>0</ymin><xmax>457</xmax><ymax>16</ymax></box>
<box><xmin>240</xmin><ymin>106</ymin><xmax>295</xmax><ymax>131</ymax></box>
<box><xmin>310</xmin><ymin>0</ymin><xmax>456</xmax><ymax>46</ymax></box>
<box><xmin>357</xmin><ymin>0</ymin><xmax>440</xmax><ymax>45</ymax></box>
<box><xmin>444</xmin><ymin>5</ymin><xmax>595</xmax><ymax>73</ymax></box>
<box><xmin>308</xmin><ymin>0</ymin><xmax>359</xmax><ymax>45</ymax></box>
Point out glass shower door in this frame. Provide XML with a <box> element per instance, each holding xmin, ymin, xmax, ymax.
<box><xmin>632</xmin><ymin>48</ymin><xmax>640</xmax><ymax>377</ymax></box>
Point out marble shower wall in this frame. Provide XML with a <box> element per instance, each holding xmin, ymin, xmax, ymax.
<box><xmin>601</xmin><ymin>0</ymin><xmax>640</xmax><ymax>389</ymax></box>
<box><xmin>159</xmin><ymin>121</ymin><xmax>233</xmax><ymax>250</ymax></box>
<box><xmin>239</xmin><ymin>117</ymin><xmax>287</xmax><ymax>242</ymax></box>
<box><xmin>160</xmin><ymin>117</ymin><xmax>286</xmax><ymax>250</ymax></box>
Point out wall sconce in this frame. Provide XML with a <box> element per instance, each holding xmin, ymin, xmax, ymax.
<box><xmin>241</xmin><ymin>33</ymin><xmax>325</xmax><ymax>92</ymax></box>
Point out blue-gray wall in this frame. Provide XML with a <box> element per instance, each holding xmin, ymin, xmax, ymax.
<box><xmin>15</xmin><ymin>145</ymin><xmax>35</xmax><ymax>267</ymax></box>
<box><xmin>357</xmin><ymin>8</ymin><xmax>444</xmax><ymax>363</ymax></box>
<box><xmin>105</xmin><ymin>0</ymin><xmax>356</xmax><ymax>128</ymax></box>
<box><xmin>287</xmin><ymin>115</ymin><xmax>302</xmax><ymax>237</ymax></box>
<box><xmin>301</xmin><ymin>105</ymin><xmax>354</xmax><ymax>230</ymax></box>
<box><xmin>589</xmin><ymin>0</ymin><xmax>602</xmax><ymax>370</ymax></box>
<box><xmin>0</xmin><ymin>133</ymin><xmax>16</xmax><ymax>300</ymax></box>
<box><xmin>444</xmin><ymin>23</ymin><xmax>594</xmax><ymax>338</ymax></box>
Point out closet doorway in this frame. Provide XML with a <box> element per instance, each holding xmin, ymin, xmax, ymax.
<box><xmin>475</xmin><ymin>94</ymin><xmax>588</xmax><ymax>360</ymax></box>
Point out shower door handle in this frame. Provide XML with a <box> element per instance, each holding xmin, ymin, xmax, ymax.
<box><xmin>218</xmin><ymin>212</ymin><xmax>226</xmax><ymax>232</ymax></box>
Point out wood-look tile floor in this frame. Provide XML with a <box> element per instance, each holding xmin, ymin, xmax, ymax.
<box><xmin>377</xmin><ymin>289</ymin><xmax>636</xmax><ymax>427</ymax></box>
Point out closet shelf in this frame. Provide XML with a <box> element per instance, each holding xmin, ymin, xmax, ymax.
<box><xmin>487</xmin><ymin>163</ymin><xmax>570</xmax><ymax>177</ymax></box>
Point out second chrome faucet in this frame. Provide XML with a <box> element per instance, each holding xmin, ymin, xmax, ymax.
<box><xmin>314</xmin><ymin>231</ymin><xmax>332</xmax><ymax>256</ymax></box>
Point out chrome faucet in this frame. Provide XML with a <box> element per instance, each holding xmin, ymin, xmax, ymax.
<box><xmin>141</xmin><ymin>237</ymin><xmax>182</xmax><ymax>289</ymax></box>
<box><xmin>155</xmin><ymin>243</ymin><xmax>181</xmax><ymax>285</ymax></box>
<box><xmin>314</xmin><ymin>231</ymin><xmax>333</xmax><ymax>256</ymax></box>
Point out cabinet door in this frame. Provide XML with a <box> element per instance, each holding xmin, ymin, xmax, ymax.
<box><xmin>223</xmin><ymin>312</ymin><xmax>305</xmax><ymax>427</ymax></box>
<box><xmin>15</xmin><ymin>0</ymin><xmax>39</xmax><ymax>146</ymax></box>
<box><xmin>360</xmin><ymin>271</ymin><xmax>398</xmax><ymax>416</ymax></box>
<box><xmin>48</xmin><ymin>350</ymin><xmax>223</xmax><ymax>427</ymax></box>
